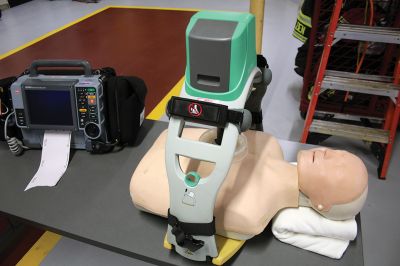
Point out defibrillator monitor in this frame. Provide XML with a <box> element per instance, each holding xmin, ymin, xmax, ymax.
<box><xmin>22</xmin><ymin>80</ymin><xmax>78</xmax><ymax>130</ymax></box>
<box><xmin>10</xmin><ymin>60</ymin><xmax>108</xmax><ymax>150</ymax></box>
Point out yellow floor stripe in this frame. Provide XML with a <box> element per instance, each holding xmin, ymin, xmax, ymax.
<box><xmin>146</xmin><ymin>76</ymin><xmax>185</xmax><ymax>120</ymax></box>
<box><xmin>0</xmin><ymin>6</ymin><xmax>110</xmax><ymax>61</ymax></box>
<box><xmin>17</xmin><ymin>231</ymin><xmax>61</xmax><ymax>266</ymax></box>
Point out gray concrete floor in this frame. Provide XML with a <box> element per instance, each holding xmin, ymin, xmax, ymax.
<box><xmin>1</xmin><ymin>0</ymin><xmax>399</xmax><ymax>265</ymax></box>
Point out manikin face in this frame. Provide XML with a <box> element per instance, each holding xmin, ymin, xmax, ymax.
<box><xmin>297</xmin><ymin>148</ymin><xmax>368</xmax><ymax>215</ymax></box>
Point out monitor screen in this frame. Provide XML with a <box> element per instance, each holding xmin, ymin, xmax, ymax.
<box><xmin>24</xmin><ymin>90</ymin><xmax>74</xmax><ymax>126</ymax></box>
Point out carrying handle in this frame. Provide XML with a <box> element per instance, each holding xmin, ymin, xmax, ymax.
<box><xmin>29</xmin><ymin>59</ymin><xmax>92</xmax><ymax>77</ymax></box>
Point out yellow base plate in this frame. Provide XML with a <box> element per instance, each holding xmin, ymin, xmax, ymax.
<box><xmin>163</xmin><ymin>234</ymin><xmax>173</xmax><ymax>250</ymax></box>
<box><xmin>212</xmin><ymin>235</ymin><xmax>245</xmax><ymax>265</ymax></box>
<box><xmin>163</xmin><ymin>234</ymin><xmax>245</xmax><ymax>265</ymax></box>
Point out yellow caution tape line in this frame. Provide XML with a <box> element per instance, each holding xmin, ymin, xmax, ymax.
<box><xmin>16</xmin><ymin>231</ymin><xmax>61</xmax><ymax>266</ymax></box>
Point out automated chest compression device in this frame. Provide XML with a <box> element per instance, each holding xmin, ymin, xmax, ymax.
<box><xmin>164</xmin><ymin>11</ymin><xmax>264</xmax><ymax>265</ymax></box>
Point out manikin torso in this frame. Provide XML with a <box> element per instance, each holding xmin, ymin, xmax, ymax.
<box><xmin>131</xmin><ymin>128</ymin><xmax>299</xmax><ymax>239</ymax></box>
<box><xmin>130</xmin><ymin>128</ymin><xmax>368</xmax><ymax>240</ymax></box>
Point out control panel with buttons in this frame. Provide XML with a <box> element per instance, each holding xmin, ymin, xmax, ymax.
<box><xmin>76</xmin><ymin>87</ymin><xmax>100</xmax><ymax>128</ymax></box>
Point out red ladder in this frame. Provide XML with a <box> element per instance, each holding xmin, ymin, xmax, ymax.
<box><xmin>300</xmin><ymin>0</ymin><xmax>400</xmax><ymax>179</ymax></box>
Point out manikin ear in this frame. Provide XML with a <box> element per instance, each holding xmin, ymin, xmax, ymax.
<box><xmin>298</xmin><ymin>188</ymin><xmax>368</xmax><ymax>221</ymax></box>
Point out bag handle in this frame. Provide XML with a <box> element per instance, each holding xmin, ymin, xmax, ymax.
<box><xmin>29</xmin><ymin>60</ymin><xmax>92</xmax><ymax>77</ymax></box>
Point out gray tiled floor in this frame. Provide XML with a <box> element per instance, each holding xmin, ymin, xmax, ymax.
<box><xmin>1</xmin><ymin>1</ymin><xmax>399</xmax><ymax>266</ymax></box>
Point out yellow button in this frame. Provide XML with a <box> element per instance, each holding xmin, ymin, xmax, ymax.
<box><xmin>79</xmin><ymin>108</ymin><xmax>87</xmax><ymax>112</ymax></box>
<box><xmin>87</xmin><ymin>95</ymin><xmax>96</xmax><ymax>99</ymax></box>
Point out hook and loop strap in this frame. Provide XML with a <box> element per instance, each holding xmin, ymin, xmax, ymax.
<box><xmin>168</xmin><ymin>209</ymin><xmax>216</xmax><ymax>252</ymax></box>
<box><xmin>167</xmin><ymin>96</ymin><xmax>244</xmax><ymax>127</ymax></box>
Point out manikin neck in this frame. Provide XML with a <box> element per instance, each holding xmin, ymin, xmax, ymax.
<box><xmin>263</xmin><ymin>158</ymin><xmax>300</xmax><ymax>209</ymax></box>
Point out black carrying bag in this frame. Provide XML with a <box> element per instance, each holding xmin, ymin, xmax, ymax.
<box><xmin>104</xmin><ymin>76</ymin><xmax>147</xmax><ymax>146</ymax></box>
<box><xmin>0</xmin><ymin>76</ymin><xmax>16</xmax><ymax>111</ymax></box>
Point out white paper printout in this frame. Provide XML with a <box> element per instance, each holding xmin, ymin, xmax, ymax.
<box><xmin>25</xmin><ymin>130</ymin><xmax>72</xmax><ymax>191</ymax></box>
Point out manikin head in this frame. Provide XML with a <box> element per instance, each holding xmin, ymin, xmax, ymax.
<box><xmin>297</xmin><ymin>148</ymin><xmax>368</xmax><ymax>220</ymax></box>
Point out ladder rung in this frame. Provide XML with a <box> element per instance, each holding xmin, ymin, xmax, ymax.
<box><xmin>322</xmin><ymin>72</ymin><xmax>400</xmax><ymax>97</ymax></box>
<box><xmin>335</xmin><ymin>24</ymin><xmax>400</xmax><ymax>44</ymax></box>
<box><xmin>315</xmin><ymin>110</ymin><xmax>384</xmax><ymax>123</ymax></box>
<box><xmin>310</xmin><ymin>120</ymin><xmax>389</xmax><ymax>143</ymax></box>
<box><xmin>325</xmin><ymin>70</ymin><xmax>393</xmax><ymax>83</ymax></box>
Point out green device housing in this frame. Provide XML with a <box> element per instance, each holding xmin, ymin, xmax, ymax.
<box><xmin>185</xmin><ymin>11</ymin><xmax>257</xmax><ymax>101</ymax></box>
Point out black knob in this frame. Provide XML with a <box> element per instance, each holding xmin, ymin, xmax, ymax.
<box><xmin>84</xmin><ymin>122</ymin><xmax>100</xmax><ymax>139</ymax></box>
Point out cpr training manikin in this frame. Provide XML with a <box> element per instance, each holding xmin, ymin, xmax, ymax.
<box><xmin>130</xmin><ymin>127</ymin><xmax>368</xmax><ymax>259</ymax></box>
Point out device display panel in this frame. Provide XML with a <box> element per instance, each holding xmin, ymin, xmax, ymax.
<box><xmin>23</xmin><ymin>87</ymin><xmax>77</xmax><ymax>130</ymax></box>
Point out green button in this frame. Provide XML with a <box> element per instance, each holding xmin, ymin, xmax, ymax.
<box><xmin>185</xmin><ymin>171</ymin><xmax>201</xmax><ymax>187</ymax></box>
<box><xmin>87</xmin><ymin>88</ymin><xmax>96</xmax><ymax>92</ymax></box>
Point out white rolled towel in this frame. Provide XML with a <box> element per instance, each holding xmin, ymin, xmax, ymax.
<box><xmin>272</xmin><ymin>207</ymin><xmax>357</xmax><ymax>259</ymax></box>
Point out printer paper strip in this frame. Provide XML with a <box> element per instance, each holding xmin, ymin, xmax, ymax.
<box><xmin>25</xmin><ymin>130</ymin><xmax>71</xmax><ymax>191</ymax></box>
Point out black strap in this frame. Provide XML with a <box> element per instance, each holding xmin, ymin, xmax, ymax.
<box><xmin>257</xmin><ymin>54</ymin><xmax>269</xmax><ymax>69</ymax></box>
<box><xmin>251</xmin><ymin>111</ymin><xmax>263</xmax><ymax>124</ymax></box>
<box><xmin>167</xmin><ymin>96</ymin><xmax>244</xmax><ymax>128</ymax></box>
<box><xmin>168</xmin><ymin>209</ymin><xmax>216</xmax><ymax>252</ymax></box>
<box><xmin>168</xmin><ymin>209</ymin><xmax>216</xmax><ymax>236</ymax></box>
<box><xmin>227</xmin><ymin>109</ymin><xmax>244</xmax><ymax>125</ymax></box>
